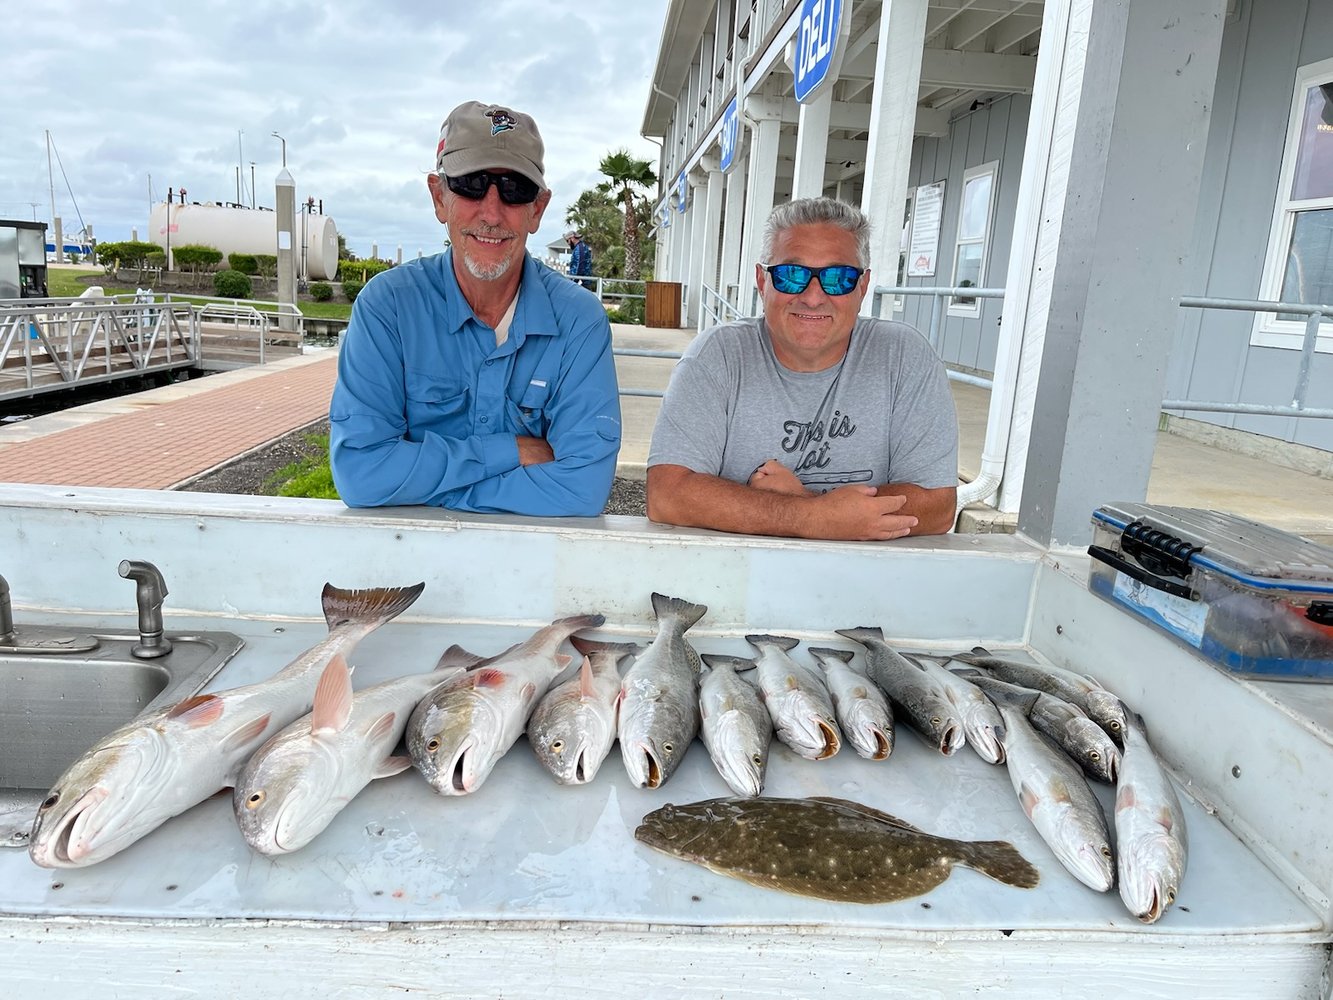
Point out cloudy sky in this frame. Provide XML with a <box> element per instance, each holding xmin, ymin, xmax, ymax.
<box><xmin>3</xmin><ymin>0</ymin><xmax>671</xmax><ymax>260</ymax></box>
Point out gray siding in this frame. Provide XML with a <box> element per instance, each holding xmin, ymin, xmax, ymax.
<box><xmin>1171</xmin><ymin>0</ymin><xmax>1333</xmax><ymax>449</ymax></box>
<box><xmin>899</xmin><ymin>94</ymin><xmax>1030</xmax><ymax>375</ymax></box>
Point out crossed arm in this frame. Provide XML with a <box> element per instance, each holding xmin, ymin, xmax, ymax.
<box><xmin>646</xmin><ymin>460</ymin><xmax>957</xmax><ymax>541</ymax></box>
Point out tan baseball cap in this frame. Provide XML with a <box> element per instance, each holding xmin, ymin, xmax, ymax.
<box><xmin>435</xmin><ymin>101</ymin><xmax>546</xmax><ymax>189</ymax></box>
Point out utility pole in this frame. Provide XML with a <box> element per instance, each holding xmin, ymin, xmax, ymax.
<box><xmin>250</xmin><ymin>162</ymin><xmax>256</xmax><ymax>209</ymax></box>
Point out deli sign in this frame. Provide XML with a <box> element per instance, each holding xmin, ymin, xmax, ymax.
<box><xmin>793</xmin><ymin>0</ymin><xmax>843</xmax><ymax>103</ymax></box>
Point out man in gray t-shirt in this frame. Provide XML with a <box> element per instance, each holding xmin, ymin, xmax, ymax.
<box><xmin>647</xmin><ymin>197</ymin><xmax>958</xmax><ymax>541</ymax></box>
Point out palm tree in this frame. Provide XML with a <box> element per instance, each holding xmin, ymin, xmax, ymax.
<box><xmin>596</xmin><ymin>150</ymin><xmax>656</xmax><ymax>282</ymax></box>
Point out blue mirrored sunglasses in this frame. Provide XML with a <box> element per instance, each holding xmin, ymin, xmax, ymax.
<box><xmin>762</xmin><ymin>263</ymin><xmax>865</xmax><ymax>296</ymax></box>
<box><xmin>444</xmin><ymin>170</ymin><xmax>541</xmax><ymax>206</ymax></box>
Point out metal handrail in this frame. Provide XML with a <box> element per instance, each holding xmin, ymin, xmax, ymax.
<box><xmin>699</xmin><ymin>282</ymin><xmax>746</xmax><ymax>329</ymax></box>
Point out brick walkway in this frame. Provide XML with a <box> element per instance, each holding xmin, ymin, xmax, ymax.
<box><xmin>0</xmin><ymin>355</ymin><xmax>338</xmax><ymax>489</ymax></box>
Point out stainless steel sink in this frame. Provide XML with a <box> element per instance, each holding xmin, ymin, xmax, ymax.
<box><xmin>0</xmin><ymin>628</ymin><xmax>245</xmax><ymax>848</ymax></box>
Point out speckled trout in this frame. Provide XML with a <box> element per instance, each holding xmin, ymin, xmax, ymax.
<box><xmin>697</xmin><ymin>654</ymin><xmax>773</xmax><ymax>797</ymax></box>
<box><xmin>747</xmin><ymin>634</ymin><xmax>841</xmax><ymax>760</ymax></box>
<box><xmin>406</xmin><ymin>614</ymin><xmax>605</xmax><ymax>795</ymax></box>
<box><xmin>1115</xmin><ymin>709</ymin><xmax>1188</xmax><ymax>923</ymax></box>
<box><xmin>636</xmin><ymin>796</ymin><xmax>1039</xmax><ymax>903</ymax></box>
<box><xmin>29</xmin><ymin>582</ymin><xmax>425</xmax><ymax>868</ymax></box>
<box><xmin>808</xmin><ymin>647</ymin><xmax>893</xmax><ymax>761</ymax></box>
<box><xmin>618</xmin><ymin>593</ymin><xmax>707</xmax><ymax>789</ymax></box>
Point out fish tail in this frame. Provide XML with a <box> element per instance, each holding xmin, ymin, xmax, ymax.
<box><xmin>960</xmin><ymin>840</ymin><xmax>1041</xmax><ymax>890</ymax></box>
<box><xmin>552</xmin><ymin>613</ymin><xmax>607</xmax><ymax>632</ymax></box>
<box><xmin>570</xmin><ymin>636</ymin><xmax>644</xmax><ymax>658</ymax></box>
<box><xmin>835</xmin><ymin>626</ymin><xmax>884</xmax><ymax>645</ymax></box>
<box><xmin>745</xmin><ymin>633</ymin><xmax>800</xmax><ymax>652</ymax></box>
<box><xmin>701</xmin><ymin>653</ymin><xmax>755</xmax><ymax>672</ymax></box>
<box><xmin>650</xmin><ymin>592</ymin><xmax>708</xmax><ymax>631</ymax></box>
<box><xmin>808</xmin><ymin>646</ymin><xmax>854</xmax><ymax>668</ymax></box>
<box><xmin>321</xmin><ymin>582</ymin><xmax>425</xmax><ymax>633</ymax></box>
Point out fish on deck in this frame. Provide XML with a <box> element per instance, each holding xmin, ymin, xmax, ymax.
<box><xmin>635</xmin><ymin>796</ymin><xmax>1039</xmax><ymax>904</ymax></box>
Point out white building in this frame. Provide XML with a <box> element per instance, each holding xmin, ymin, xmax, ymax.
<box><xmin>642</xmin><ymin>0</ymin><xmax>1333</xmax><ymax>544</ymax></box>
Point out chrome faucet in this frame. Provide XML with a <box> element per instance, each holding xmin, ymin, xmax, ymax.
<box><xmin>118</xmin><ymin>559</ymin><xmax>173</xmax><ymax>659</ymax></box>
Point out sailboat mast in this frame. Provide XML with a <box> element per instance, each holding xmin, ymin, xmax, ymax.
<box><xmin>46</xmin><ymin>130</ymin><xmax>56</xmax><ymax>224</ymax></box>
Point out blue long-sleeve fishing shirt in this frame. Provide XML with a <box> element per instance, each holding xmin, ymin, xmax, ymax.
<box><xmin>569</xmin><ymin>239</ymin><xmax>592</xmax><ymax>277</ymax></box>
<box><xmin>329</xmin><ymin>250</ymin><xmax>621</xmax><ymax>516</ymax></box>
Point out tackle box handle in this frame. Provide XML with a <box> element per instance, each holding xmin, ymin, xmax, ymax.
<box><xmin>1119</xmin><ymin>520</ymin><xmax>1203</xmax><ymax>580</ymax></box>
<box><xmin>1087</xmin><ymin>545</ymin><xmax>1197</xmax><ymax>600</ymax></box>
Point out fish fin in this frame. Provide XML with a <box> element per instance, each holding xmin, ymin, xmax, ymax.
<box><xmin>1018</xmin><ymin>782</ymin><xmax>1041</xmax><ymax>819</ymax></box>
<box><xmin>808</xmin><ymin>797</ymin><xmax>927</xmax><ymax>834</ymax></box>
<box><xmin>373</xmin><ymin>755</ymin><xmax>414</xmax><ymax>779</ymax></box>
<box><xmin>972</xmin><ymin>645</ymin><xmax>993</xmax><ymax>656</ymax></box>
<box><xmin>834</xmin><ymin>626</ymin><xmax>884</xmax><ymax>644</ymax></box>
<box><xmin>650</xmin><ymin>592</ymin><xmax>708</xmax><ymax>631</ymax></box>
<box><xmin>783</xmin><ymin>675</ymin><xmax>799</xmax><ymax>691</ymax></box>
<box><xmin>473</xmin><ymin>668</ymin><xmax>508</xmax><ymax>688</ymax></box>
<box><xmin>364</xmin><ymin>711</ymin><xmax>397</xmax><ymax>744</ymax></box>
<box><xmin>701</xmin><ymin>653</ymin><xmax>755</xmax><ymax>672</ymax></box>
<box><xmin>961</xmin><ymin>840</ymin><xmax>1041</xmax><ymax>890</ymax></box>
<box><xmin>311</xmin><ymin>653</ymin><xmax>354</xmax><ymax>734</ymax></box>
<box><xmin>520</xmin><ymin>682</ymin><xmax>537</xmax><ymax>704</ymax></box>
<box><xmin>555</xmin><ymin>652</ymin><xmax>573</xmax><ymax>670</ymax></box>
<box><xmin>220</xmin><ymin>712</ymin><xmax>272</xmax><ymax>754</ymax></box>
<box><xmin>167</xmin><ymin>693</ymin><xmax>226</xmax><ymax>727</ymax></box>
<box><xmin>578</xmin><ymin>656</ymin><xmax>595</xmax><ymax>699</ymax></box>
<box><xmin>1116</xmin><ymin>784</ymin><xmax>1138</xmax><ymax>811</ymax></box>
<box><xmin>807</xmin><ymin>647</ymin><xmax>854</xmax><ymax>669</ymax></box>
<box><xmin>437</xmin><ymin>644</ymin><xmax>489</xmax><ymax>672</ymax></box>
<box><xmin>745</xmin><ymin>633</ymin><xmax>800</xmax><ymax>652</ymax></box>
<box><xmin>320</xmin><ymin>582</ymin><xmax>425</xmax><ymax>632</ymax></box>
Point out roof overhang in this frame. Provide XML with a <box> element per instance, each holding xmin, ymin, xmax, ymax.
<box><xmin>641</xmin><ymin>0</ymin><xmax>718</xmax><ymax>138</ymax></box>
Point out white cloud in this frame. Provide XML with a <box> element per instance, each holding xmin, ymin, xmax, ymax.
<box><xmin>3</xmin><ymin>0</ymin><xmax>670</xmax><ymax>260</ymax></box>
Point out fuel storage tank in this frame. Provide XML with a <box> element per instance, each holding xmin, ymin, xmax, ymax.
<box><xmin>148</xmin><ymin>202</ymin><xmax>340</xmax><ymax>281</ymax></box>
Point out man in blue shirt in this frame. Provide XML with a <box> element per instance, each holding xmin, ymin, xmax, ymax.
<box><xmin>329</xmin><ymin>101</ymin><xmax>622</xmax><ymax>516</ymax></box>
<box><xmin>566</xmin><ymin>230</ymin><xmax>593</xmax><ymax>290</ymax></box>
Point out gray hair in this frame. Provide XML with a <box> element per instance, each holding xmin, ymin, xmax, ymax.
<box><xmin>760</xmin><ymin>197</ymin><xmax>871</xmax><ymax>269</ymax></box>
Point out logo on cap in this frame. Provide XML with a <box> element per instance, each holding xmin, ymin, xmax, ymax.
<box><xmin>486</xmin><ymin>109</ymin><xmax>517</xmax><ymax>136</ymax></box>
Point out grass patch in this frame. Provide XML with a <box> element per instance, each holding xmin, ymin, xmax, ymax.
<box><xmin>42</xmin><ymin>268</ymin><xmax>352</xmax><ymax>319</ymax></box>
<box><xmin>263</xmin><ymin>433</ymin><xmax>339</xmax><ymax>499</ymax></box>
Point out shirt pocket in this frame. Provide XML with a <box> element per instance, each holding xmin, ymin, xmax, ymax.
<box><xmin>507</xmin><ymin>379</ymin><xmax>552</xmax><ymax>437</ymax></box>
<box><xmin>405</xmin><ymin>370</ymin><xmax>470</xmax><ymax>439</ymax></box>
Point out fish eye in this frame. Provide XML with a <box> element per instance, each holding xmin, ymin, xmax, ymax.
<box><xmin>751</xmin><ymin>753</ymin><xmax>763</xmax><ymax>766</ymax></box>
<box><xmin>245</xmin><ymin>791</ymin><xmax>265</xmax><ymax>810</ymax></box>
<box><xmin>930</xmin><ymin>716</ymin><xmax>942</xmax><ymax>726</ymax></box>
<box><xmin>551</xmin><ymin>739</ymin><xmax>565</xmax><ymax>753</ymax></box>
<box><xmin>1109</xmin><ymin>720</ymin><xmax>1123</xmax><ymax>732</ymax></box>
<box><xmin>1101</xmin><ymin>846</ymin><xmax>1112</xmax><ymax>859</ymax></box>
<box><xmin>1089</xmin><ymin>751</ymin><xmax>1101</xmax><ymax>761</ymax></box>
<box><xmin>663</xmin><ymin>742</ymin><xmax>674</xmax><ymax>755</ymax></box>
<box><xmin>426</xmin><ymin>738</ymin><xmax>441</xmax><ymax>754</ymax></box>
<box><xmin>40</xmin><ymin>792</ymin><xmax>60</xmax><ymax>811</ymax></box>
<box><xmin>1165</xmin><ymin>890</ymin><xmax>1176</xmax><ymax>904</ymax></box>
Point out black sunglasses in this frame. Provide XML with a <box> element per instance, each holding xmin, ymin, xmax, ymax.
<box><xmin>762</xmin><ymin>263</ymin><xmax>865</xmax><ymax>296</ymax></box>
<box><xmin>444</xmin><ymin>170</ymin><xmax>541</xmax><ymax>206</ymax></box>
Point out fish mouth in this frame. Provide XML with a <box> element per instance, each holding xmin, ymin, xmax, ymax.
<box><xmin>573</xmin><ymin>745</ymin><xmax>597</xmax><ymax>784</ymax></box>
<box><xmin>939</xmin><ymin>721</ymin><xmax>964</xmax><ymax>755</ymax></box>
<box><xmin>1105</xmin><ymin>751</ymin><xmax>1120</xmax><ymax>783</ymax></box>
<box><xmin>815</xmin><ymin>720</ymin><xmax>840</xmax><ymax>760</ymax></box>
<box><xmin>435</xmin><ymin>737</ymin><xmax>477</xmax><ymax>795</ymax></box>
<box><xmin>632</xmin><ymin>746</ymin><xmax>663</xmax><ymax>789</ymax></box>
<box><xmin>35</xmin><ymin>786</ymin><xmax>109</xmax><ymax>868</ymax></box>
<box><xmin>869</xmin><ymin>729</ymin><xmax>892</xmax><ymax>761</ymax></box>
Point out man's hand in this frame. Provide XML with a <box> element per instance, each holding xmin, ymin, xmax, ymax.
<box><xmin>517</xmin><ymin>436</ymin><xmax>555</xmax><ymax>466</ymax></box>
<box><xmin>748</xmin><ymin>460</ymin><xmax>810</xmax><ymax>496</ymax></box>
<box><xmin>811</xmin><ymin>485</ymin><xmax>916</xmax><ymax>541</ymax></box>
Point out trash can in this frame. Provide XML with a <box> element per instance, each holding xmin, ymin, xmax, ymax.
<box><xmin>645</xmin><ymin>281</ymin><xmax>682</xmax><ymax>329</ymax></box>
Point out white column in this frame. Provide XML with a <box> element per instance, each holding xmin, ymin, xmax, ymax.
<box><xmin>695</xmin><ymin>155</ymin><xmax>726</xmax><ymax>329</ymax></box>
<box><xmin>673</xmin><ymin>189</ymin><xmax>693</xmax><ymax>288</ymax></box>
<box><xmin>719</xmin><ymin>152</ymin><xmax>748</xmax><ymax>311</ymax></box>
<box><xmin>790</xmin><ymin>87</ymin><xmax>832</xmax><ymax>200</ymax></box>
<box><xmin>858</xmin><ymin>0</ymin><xmax>928</xmax><ymax>315</ymax></box>
<box><xmin>275</xmin><ymin>168</ymin><xmax>296</xmax><ymax>331</ymax></box>
<box><xmin>685</xmin><ymin>172</ymin><xmax>710</xmax><ymax>326</ymax></box>
<box><xmin>738</xmin><ymin>112</ymin><xmax>781</xmax><ymax>307</ymax></box>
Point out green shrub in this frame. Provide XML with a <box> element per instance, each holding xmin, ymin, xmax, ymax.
<box><xmin>95</xmin><ymin>240</ymin><xmax>161</xmax><ymax>276</ymax></box>
<box><xmin>336</xmin><ymin>258</ymin><xmax>392</xmax><ymax>282</ymax></box>
<box><xmin>213</xmin><ymin>269</ymin><xmax>252</xmax><ymax>298</ymax></box>
<box><xmin>253</xmin><ymin>254</ymin><xmax>277</xmax><ymax>279</ymax></box>
<box><xmin>606</xmin><ymin>298</ymin><xmax>645</xmax><ymax>325</ymax></box>
<box><xmin>309</xmin><ymin>281</ymin><xmax>333</xmax><ymax>301</ymax></box>
<box><xmin>173</xmin><ymin>244</ymin><xmax>223</xmax><ymax>270</ymax></box>
<box><xmin>340</xmin><ymin>279</ymin><xmax>364</xmax><ymax>303</ymax></box>
<box><xmin>227</xmin><ymin>252</ymin><xmax>258</xmax><ymax>274</ymax></box>
<box><xmin>146</xmin><ymin>251</ymin><xmax>166</xmax><ymax>270</ymax></box>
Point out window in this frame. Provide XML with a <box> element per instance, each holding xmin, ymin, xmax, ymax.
<box><xmin>948</xmin><ymin>161</ymin><xmax>998</xmax><ymax>317</ymax></box>
<box><xmin>1253</xmin><ymin>57</ymin><xmax>1333</xmax><ymax>352</ymax></box>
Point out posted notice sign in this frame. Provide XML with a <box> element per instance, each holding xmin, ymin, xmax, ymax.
<box><xmin>719</xmin><ymin>97</ymin><xmax>740</xmax><ymax>173</ymax></box>
<box><xmin>793</xmin><ymin>0</ymin><xmax>844</xmax><ymax>103</ymax></box>
<box><xmin>907</xmin><ymin>181</ymin><xmax>944</xmax><ymax>277</ymax></box>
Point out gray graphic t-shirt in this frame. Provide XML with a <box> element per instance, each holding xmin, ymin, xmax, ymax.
<box><xmin>648</xmin><ymin>316</ymin><xmax>958</xmax><ymax>492</ymax></box>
